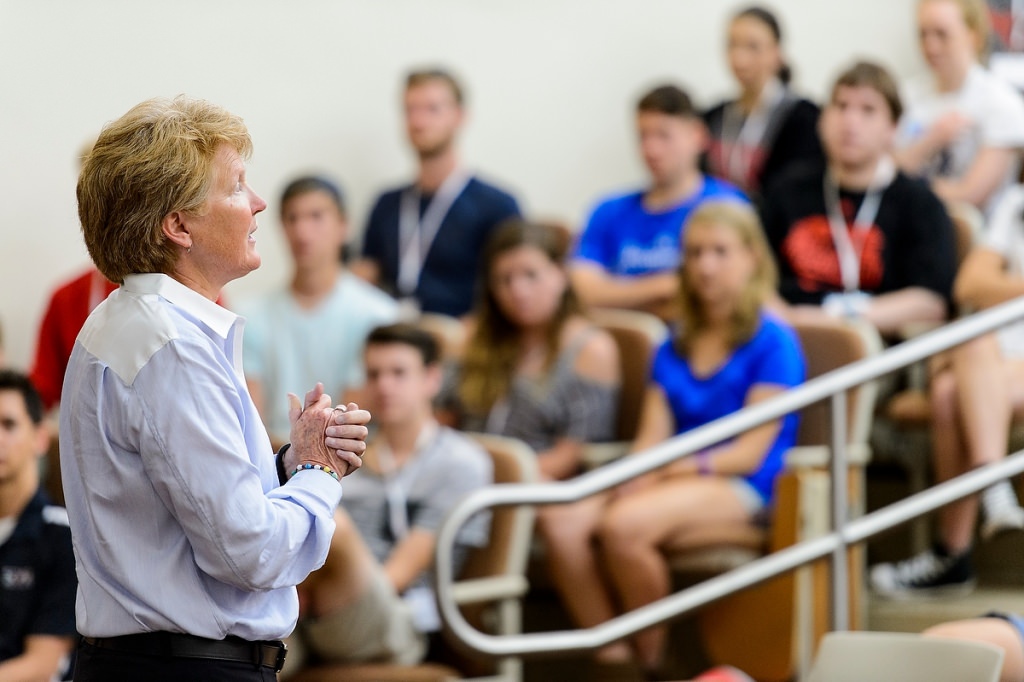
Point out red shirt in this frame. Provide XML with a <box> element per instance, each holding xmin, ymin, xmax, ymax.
<box><xmin>30</xmin><ymin>269</ymin><xmax>117</xmax><ymax>409</ymax></box>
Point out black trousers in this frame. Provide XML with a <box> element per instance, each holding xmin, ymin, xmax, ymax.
<box><xmin>74</xmin><ymin>639</ymin><xmax>279</xmax><ymax>682</ymax></box>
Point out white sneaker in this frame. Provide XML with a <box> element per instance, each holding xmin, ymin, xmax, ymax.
<box><xmin>980</xmin><ymin>480</ymin><xmax>1024</xmax><ymax>541</ymax></box>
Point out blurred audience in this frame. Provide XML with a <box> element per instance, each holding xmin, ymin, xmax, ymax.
<box><xmin>761</xmin><ymin>61</ymin><xmax>957</xmax><ymax>337</ymax></box>
<box><xmin>542</xmin><ymin>202</ymin><xmax>805</xmax><ymax>681</ymax></box>
<box><xmin>570</xmin><ymin>84</ymin><xmax>746</xmax><ymax>319</ymax></box>
<box><xmin>872</xmin><ymin>185</ymin><xmax>1024</xmax><ymax>599</ymax></box>
<box><xmin>354</xmin><ymin>68</ymin><xmax>521</xmax><ymax>317</ymax></box>
<box><xmin>284</xmin><ymin>325</ymin><xmax>491</xmax><ymax>675</ymax></box>
<box><xmin>0</xmin><ymin>370</ymin><xmax>76</xmax><ymax>681</ymax></box>
<box><xmin>240</xmin><ymin>176</ymin><xmax>398</xmax><ymax>449</ymax></box>
<box><xmin>704</xmin><ymin>6</ymin><xmax>824</xmax><ymax>204</ymax></box>
<box><xmin>895</xmin><ymin>0</ymin><xmax>1024</xmax><ymax>214</ymax></box>
<box><xmin>439</xmin><ymin>220</ymin><xmax>620</xmax><ymax>481</ymax></box>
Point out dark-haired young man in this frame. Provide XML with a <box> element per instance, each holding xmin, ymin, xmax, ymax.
<box><xmin>570</xmin><ymin>84</ymin><xmax>746</xmax><ymax>317</ymax></box>
<box><xmin>0</xmin><ymin>370</ymin><xmax>76</xmax><ymax>680</ymax></box>
<box><xmin>283</xmin><ymin>325</ymin><xmax>491</xmax><ymax>674</ymax></box>
<box><xmin>355</xmin><ymin>69</ymin><xmax>521</xmax><ymax>317</ymax></box>
<box><xmin>240</xmin><ymin>176</ymin><xmax>398</xmax><ymax>448</ymax></box>
<box><xmin>759</xmin><ymin>61</ymin><xmax>957</xmax><ymax>336</ymax></box>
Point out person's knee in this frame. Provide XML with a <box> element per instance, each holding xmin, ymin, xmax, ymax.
<box><xmin>537</xmin><ymin>502</ymin><xmax>598</xmax><ymax>548</ymax></box>
<box><xmin>930</xmin><ymin>370</ymin><xmax>959</xmax><ymax>423</ymax></box>
<box><xmin>597</xmin><ymin>501</ymin><xmax>646</xmax><ymax>552</ymax></box>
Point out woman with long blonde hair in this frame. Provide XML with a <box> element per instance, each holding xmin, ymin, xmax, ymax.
<box><xmin>542</xmin><ymin>202</ymin><xmax>805</xmax><ymax>681</ymax></box>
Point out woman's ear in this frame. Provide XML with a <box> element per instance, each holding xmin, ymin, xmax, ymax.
<box><xmin>161</xmin><ymin>211</ymin><xmax>192</xmax><ymax>250</ymax></box>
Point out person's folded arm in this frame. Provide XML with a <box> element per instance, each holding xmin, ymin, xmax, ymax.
<box><xmin>862</xmin><ymin>287</ymin><xmax>947</xmax><ymax>336</ymax></box>
<box><xmin>955</xmin><ymin>248</ymin><xmax>1024</xmax><ymax>311</ymax></box>
<box><xmin>383</xmin><ymin>530</ymin><xmax>436</xmax><ymax>594</ymax></box>
<box><xmin>570</xmin><ymin>262</ymin><xmax>678</xmax><ymax>311</ymax></box>
<box><xmin>931</xmin><ymin>147</ymin><xmax>1015</xmax><ymax>209</ymax></box>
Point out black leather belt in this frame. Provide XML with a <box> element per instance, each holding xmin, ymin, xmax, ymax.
<box><xmin>82</xmin><ymin>632</ymin><xmax>287</xmax><ymax>672</ymax></box>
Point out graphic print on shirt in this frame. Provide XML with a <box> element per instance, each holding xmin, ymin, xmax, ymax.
<box><xmin>781</xmin><ymin>195</ymin><xmax>885</xmax><ymax>294</ymax></box>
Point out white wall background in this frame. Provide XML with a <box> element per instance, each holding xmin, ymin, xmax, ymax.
<box><xmin>0</xmin><ymin>0</ymin><xmax>922</xmax><ymax>368</ymax></box>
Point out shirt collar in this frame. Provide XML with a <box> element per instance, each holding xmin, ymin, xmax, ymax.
<box><xmin>123</xmin><ymin>273</ymin><xmax>238</xmax><ymax>339</ymax></box>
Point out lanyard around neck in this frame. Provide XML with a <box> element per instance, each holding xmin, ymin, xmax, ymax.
<box><xmin>822</xmin><ymin>157</ymin><xmax>895</xmax><ymax>293</ymax></box>
<box><xmin>376</xmin><ymin>420</ymin><xmax>440</xmax><ymax>540</ymax></box>
<box><xmin>397</xmin><ymin>169</ymin><xmax>472</xmax><ymax>296</ymax></box>
<box><xmin>722</xmin><ymin>79</ymin><xmax>787</xmax><ymax>187</ymax></box>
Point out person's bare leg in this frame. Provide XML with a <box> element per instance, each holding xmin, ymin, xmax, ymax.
<box><xmin>925</xmin><ymin>618</ymin><xmax>1024</xmax><ymax>682</ymax></box>
<box><xmin>536</xmin><ymin>494</ymin><xmax>633</xmax><ymax>662</ymax></box>
<box><xmin>931</xmin><ymin>365</ymin><xmax>975</xmax><ymax>553</ymax></box>
<box><xmin>598</xmin><ymin>478</ymin><xmax>750</xmax><ymax>671</ymax></box>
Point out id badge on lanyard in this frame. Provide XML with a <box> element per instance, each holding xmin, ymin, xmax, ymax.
<box><xmin>823</xmin><ymin>157</ymin><xmax>895</xmax><ymax>293</ymax></box>
<box><xmin>396</xmin><ymin>169</ymin><xmax>473</xmax><ymax>297</ymax></box>
<box><xmin>722</xmin><ymin>79</ymin><xmax>786</xmax><ymax>187</ymax></box>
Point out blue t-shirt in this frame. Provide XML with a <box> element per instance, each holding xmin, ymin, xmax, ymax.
<box><xmin>651</xmin><ymin>313</ymin><xmax>805</xmax><ymax>503</ymax></box>
<box><xmin>573</xmin><ymin>176</ymin><xmax>746</xmax><ymax>276</ymax></box>
<box><xmin>362</xmin><ymin>176</ymin><xmax>521</xmax><ymax>317</ymax></box>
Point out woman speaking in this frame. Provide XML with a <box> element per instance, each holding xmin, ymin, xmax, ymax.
<box><xmin>61</xmin><ymin>96</ymin><xmax>369</xmax><ymax>681</ymax></box>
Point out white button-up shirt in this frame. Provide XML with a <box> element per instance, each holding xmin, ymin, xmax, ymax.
<box><xmin>60</xmin><ymin>273</ymin><xmax>341</xmax><ymax>640</ymax></box>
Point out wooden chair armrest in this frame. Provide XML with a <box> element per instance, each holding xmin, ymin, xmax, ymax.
<box><xmin>451</xmin><ymin>575</ymin><xmax>530</xmax><ymax>605</ymax></box>
<box><xmin>785</xmin><ymin>443</ymin><xmax>872</xmax><ymax>470</ymax></box>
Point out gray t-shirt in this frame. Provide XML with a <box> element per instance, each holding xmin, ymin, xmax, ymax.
<box><xmin>341</xmin><ymin>425</ymin><xmax>492</xmax><ymax>593</ymax></box>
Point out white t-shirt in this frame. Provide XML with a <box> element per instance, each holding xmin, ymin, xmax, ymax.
<box><xmin>983</xmin><ymin>185</ymin><xmax>1024</xmax><ymax>358</ymax></box>
<box><xmin>239</xmin><ymin>272</ymin><xmax>400</xmax><ymax>441</ymax></box>
<box><xmin>897</xmin><ymin>63</ymin><xmax>1024</xmax><ymax>216</ymax></box>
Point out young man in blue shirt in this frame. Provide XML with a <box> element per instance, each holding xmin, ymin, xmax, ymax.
<box><xmin>571</xmin><ymin>84</ymin><xmax>746</xmax><ymax>318</ymax></box>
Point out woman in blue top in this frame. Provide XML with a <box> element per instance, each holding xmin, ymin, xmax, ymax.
<box><xmin>548</xmin><ymin>201</ymin><xmax>805</xmax><ymax>679</ymax></box>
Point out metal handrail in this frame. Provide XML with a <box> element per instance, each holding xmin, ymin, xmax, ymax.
<box><xmin>434</xmin><ymin>295</ymin><xmax>1024</xmax><ymax>658</ymax></box>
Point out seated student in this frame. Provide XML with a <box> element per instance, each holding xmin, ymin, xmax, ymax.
<box><xmin>542</xmin><ymin>202</ymin><xmax>805</xmax><ymax>681</ymax></box>
<box><xmin>571</xmin><ymin>84</ymin><xmax>746</xmax><ymax>319</ymax></box>
<box><xmin>704</xmin><ymin>6</ymin><xmax>824</xmax><ymax>204</ymax></box>
<box><xmin>871</xmin><ymin>186</ymin><xmax>1024</xmax><ymax>598</ymax></box>
<box><xmin>760</xmin><ymin>60</ymin><xmax>957</xmax><ymax>337</ymax></box>
<box><xmin>354</xmin><ymin>68</ymin><xmax>521</xmax><ymax>317</ymax></box>
<box><xmin>895</xmin><ymin>0</ymin><xmax>1024</xmax><ymax>215</ymax></box>
<box><xmin>925</xmin><ymin>615</ymin><xmax>1024</xmax><ymax>682</ymax></box>
<box><xmin>282</xmin><ymin>324</ymin><xmax>491</xmax><ymax>676</ymax></box>
<box><xmin>440</xmin><ymin>219</ymin><xmax>621</xmax><ymax>481</ymax></box>
<box><xmin>240</xmin><ymin>176</ymin><xmax>398</xmax><ymax>448</ymax></box>
<box><xmin>0</xmin><ymin>370</ymin><xmax>77</xmax><ymax>680</ymax></box>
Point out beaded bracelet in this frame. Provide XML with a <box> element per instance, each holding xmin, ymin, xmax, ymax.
<box><xmin>291</xmin><ymin>462</ymin><xmax>340</xmax><ymax>481</ymax></box>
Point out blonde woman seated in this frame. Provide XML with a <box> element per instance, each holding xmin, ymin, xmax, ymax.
<box><xmin>541</xmin><ymin>202</ymin><xmax>805</xmax><ymax>680</ymax></box>
<box><xmin>439</xmin><ymin>219</ymin><xmax>621</xmax><ymax>481</ymax></box>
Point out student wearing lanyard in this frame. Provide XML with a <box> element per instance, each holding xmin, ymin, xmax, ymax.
<box><xmin>286</xmin><ymin>324</ymin><xmax>491</xmax><ymax>676</ymax></box>
<box><xmin>354</xmin><ymin>68</ymin><xmax>521</xmax><ymax>318</ymax></box>
<box><xmin>703</xmin><ymin>6</ymin><xmax>824</xmax><ymax>205</ymax></box>
<box><xmin>760</xmin><ymin>61</ymin><xmax>957</xmax><ymax>338</ymax></box>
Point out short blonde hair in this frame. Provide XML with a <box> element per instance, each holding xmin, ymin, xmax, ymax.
<box><xmin>675</xmin><ymin>201</ymin><xmax>777</xmax><ymax>355</ymax></box>
<box><xmin>77</xmin><ymin>96</ymin><xmax>252</xmax><ymax>284</ymax></box>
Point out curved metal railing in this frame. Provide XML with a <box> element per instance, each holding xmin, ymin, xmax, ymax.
<box><xmin>434</xmin><ymin>295</ymin><xmax>1024</xmax><ymax>659</ymax></box>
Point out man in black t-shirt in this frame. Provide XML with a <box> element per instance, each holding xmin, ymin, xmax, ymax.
<box><xmin>0</xmin><ymin>370</ymin><xmax>76</xmax><ymax>680</ymax></box>
<box><xmin>354</xmin><ymin>68</ymin><xmax>521</xmax><ymax>317</ymax></box>
<box><xmin>760</xmin><ymin>61</ymin><xmax>956</xmax><ymax>337</ymax></box>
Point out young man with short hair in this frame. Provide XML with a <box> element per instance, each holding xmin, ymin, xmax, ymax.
<box><xmin>570</xmin><ymin>84</ymin><xmax>746</xmax><ymax>318</ymax></box>
<box><xmin>355</xmin><ymin>69</ymin><xmax>521</xmax><ymax>317</ymax></box>
<box><xmin>0</xmin><ymin>370</ymin><xmax>76</xmax><ymax>680</ymax></box>
<box><xmin>240</xmin><ymin>176</ymin><xmax>399</xmax><ymax>448</ymax></box>
<box><xmin>283</xmin><ymin>324</ymin><xmax>491</xmax><ymax>674</ymax></box>
<box><xmin>759</xmin><ymin>61</ymin><xmax>957</xmax><ymax>335</ymax></box>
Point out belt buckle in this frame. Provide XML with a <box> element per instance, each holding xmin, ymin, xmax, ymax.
<box><xmin>261</xmin><ymin>641</ymin><xmax>287</xmax><ymax>673</ymax></box>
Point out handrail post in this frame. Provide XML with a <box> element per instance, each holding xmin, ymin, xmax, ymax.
<box><xmin>830</xmin><ymin>391</ymin><xmax>849</xmax><ymax>632</ymax></box>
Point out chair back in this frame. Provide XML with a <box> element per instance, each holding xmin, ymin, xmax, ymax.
<box><xmin>807</xmin><ymin>631</ymin><xmax>1003</xmax><ymax>682</ymax></box>
<box><xmin>793</xmin><ymin>318</ymin><xmax>882</xmax><ymax>449</ymax></box>
<box><xmin>458</xmin><ymin>434</ymin><xmax>538</xmax><ymax>582</ymax></box>
<box><xmin>588</xmin><ymin>308</ymin><xmax>668</xmax><ymax>441</ymax></box>
<box><xmin>416</xmin><ymin>313</ymin><xmax>469</xmax><ymax>361</ymax></box>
